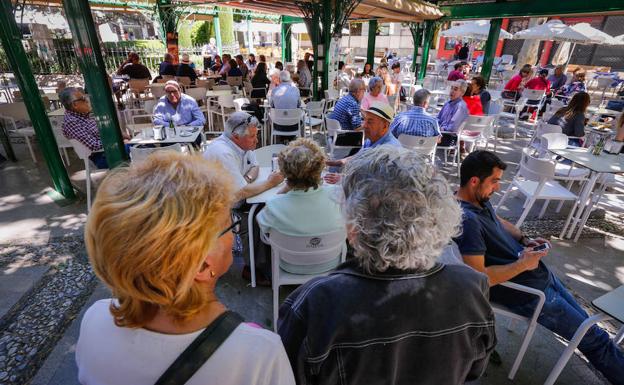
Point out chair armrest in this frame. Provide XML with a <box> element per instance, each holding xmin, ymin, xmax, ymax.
<box><xmin>499</xmin><ymin>281</ymin><xmax>546</xmax><ymax>321</ymax></box>
<box><xmin>260</xmin><ymin>231</ymin><xmax>270</xmax><ymax>244</ymax></box>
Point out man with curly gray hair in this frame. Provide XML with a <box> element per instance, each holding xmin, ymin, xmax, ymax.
<box><xmin>278</xmin><ymin>145</ymin><xmax>496</xmax><ymax>384</ymax></box>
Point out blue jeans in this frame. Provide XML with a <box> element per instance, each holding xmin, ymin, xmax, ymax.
<box><xmin>508</xmin><ymin>275</ymin><xmax>624</xmax><ymax>385</ymax></box>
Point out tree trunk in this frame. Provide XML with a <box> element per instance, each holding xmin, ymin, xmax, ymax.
<box><xmin>218</xmin><ymin>7</ymin><xmax>235</xmax><ymax>53</ymax></box>
<box><xmin>514</xmin><ymin>17</ymin><xmax>547</xmax><ymax>70</ymax></box>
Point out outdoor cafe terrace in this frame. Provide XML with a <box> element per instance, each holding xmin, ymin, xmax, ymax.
<box><xmin>1</xmin><ymin>1</ymin><xmax>624</xmax><ymax>385</ymax></box>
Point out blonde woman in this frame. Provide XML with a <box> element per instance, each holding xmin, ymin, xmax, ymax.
<box><xmin>76</xmin><ymin>152</ymin><xmax>295</xmax><ymax>385</ymax></box>
<box><xmin>257</xmin><ymin>138</ymin><xmax>345</xmax><ymax>274</ymax></box>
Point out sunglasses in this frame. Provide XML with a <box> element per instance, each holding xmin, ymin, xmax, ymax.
<box><xmin>218</xmin><ymin>212</ymin><xmax>243</xmax><ymax>237</ymax></box>
<box><xmin>232</xmin><ymin>115</ymin><xmax>254</xmax><ymax>133</ymax></box>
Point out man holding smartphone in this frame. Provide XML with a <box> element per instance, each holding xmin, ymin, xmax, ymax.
<box><xmin>454</xmin><ymin>150</ymin><xmax>624</xmax><ymax>385</ymax></box>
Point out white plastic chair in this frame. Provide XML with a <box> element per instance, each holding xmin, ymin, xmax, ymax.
<box><xmin>441</xmin><ymin>242</ymin><xmax>546</xmax><ymax>380</ymax></box>
<box><xmin>49</xmin><ymin>116</ymin><xmax>71</xmax><ymax>166</ymax></box>
<box><xmin>232</xmin><ymin>97</ymin><xmax>250</xmax><ymax>112</ymax></box>
<box><xmin>69</xmin><ymin>139</ymin><xmax>102</xmax><ymax>211</ymax></box>
<box><xmin>269</xmin><ymin>108</ymin><xmax>304</xmax><ymax>144</ymax></box>
<box><xmin>261</xmin><ymin>228</ymin><xmax>347</xmax><ymax>330</ymax></box>
<box><xmin>495</xmin><ymin>148</ymin><xmax>579</xmax><ymax>227</ymax></box>
<box><xmin>129</xmin><ymin>143</ymin><xmax>182</xmax><ymax>163</ymax></box>
<box><xmin>254</xmin><ymin>144</ymin><xmax>286</xmax><ymax>167</ymax></box>
<box><xmin>227</xmin><ymin>76</ymin><xmax>243</xmax><ymax>87</ymax></box>
<box><xmin>0</xmin><ymin>102</ymin><xmax>37</xmax><ymax>163</ymax></box>
<box><xmin>529</xmin><ymin>121</ymin><xmax>562</xmax><ymax>150</ymax></box>
<box><xmin>595</xmin><ymin>76</ymin><xmax>614</xmax><ymax>101</ymax></box>
<box><xmin>304</xmin><ymin>99</ymin><xmax>326</xmax><ymax>136</ymax></box>
<box><xmin>397</xmin><ymin>134</ymin><xmax>438</xmax><ymax>163</ymax></box>
<box><xmin>325</xmin><ymin>117</ymin><xmax>363</xmax><ymax>159</ymax></box>
<box><xmin>210</xmin><ymin>94</ymin><xmax>236</xmax><ymax>131</ymax></box>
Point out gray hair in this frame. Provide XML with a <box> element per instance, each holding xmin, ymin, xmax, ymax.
<box><xmin>59</xmin><ymin>87</ymin><xmax>85</xmax><ymax>110</ymax></box>
<box><xmin>348</xmin><ymin>78</ymin><xmax>365</xmax><ymax>95</ymax></box>
<box><xmin>368</xmin><ymin>77</ymin><xmax>383</xmax><ymax>92</ymax></box>
<box><xmin>413</xmin><ymin>89</ymin><xmax>431</xmax><ymax>107</ymax></box>
<box><xmin>341</xmin><ymin>145</ymin><xmax>462</xmax><ymax>273</ymax></box>
<box><xmin>279</xmin><ymin>70</ymin><xmax>291</xmax><ymax>83</ymax></box>
<box><xmin>224</xmin><ymin>111</ymin><xmax>259</xmax><ymax>137</ymax></box>
<box><xmin>451</xmin><ymin>79</ymin><xmax>469</xmax><ymax>94</ymax></box>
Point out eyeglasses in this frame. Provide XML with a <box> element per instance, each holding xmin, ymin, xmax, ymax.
<box><xmin>232</xmin><ymin>115</ymin><xmax>253</xmax><ymax>133</ymax></box>
<box><xmin>165</xmin><ymin>89</ymin><xmax>180</xmax><ymax>95</ymax></box>
<box><xmin>218</xmin><ymin>212</ymin><xmax>243</xmax><ymax>237</ymax></box>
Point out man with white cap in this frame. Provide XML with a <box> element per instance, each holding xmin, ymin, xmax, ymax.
<box><xmin>153</xmin><ymin>80</ymin><xmax>205</xmax><ymax>128</ymax></box>
<box><xmin>175</xmin><ymin>53</ymin><xmax>197</xmax><ymax>83</ymax></box>
<box><xmin>325</xmin><ymin>101</ymin><xmax>400</xmax><ymax>184</ymax></box>
<box><xmin>203</xmin><ymin>111</ymin><xmax>284</xmax><ymax>285</ymax></box>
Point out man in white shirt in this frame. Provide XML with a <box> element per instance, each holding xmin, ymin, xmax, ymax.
<box><xmin>270</xmin><ymin>71</ymin><xmax>301</xmax><ymax>110</ymax></box>
<box><xmin>203</xmin><ymin>112</ymin><xmax>283</xmax><ymax>285</ymax></box>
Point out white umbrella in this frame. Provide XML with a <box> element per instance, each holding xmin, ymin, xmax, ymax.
<box><xmin>513</xmin><ymin>20</ymin><xmax>595</xmax><ymax>67</ymax></box>
<box><xmin>571</xmin><ymin>23</ymin><xmax>617</xmax><ymax>45</ymax></box>
<box><xmin>513</xmin><ymin>20</ymin><xmax>591</xmax><ymax>43</ymax></box>
<box><xmin>440</xmin><ymin>20</ymin><xmax>512</xmax><ymax>40</ymax></box>
<box><xmin>612</xmin><ymin>34</ymin><xmax>624</xmax><ymax>45</ymax></box>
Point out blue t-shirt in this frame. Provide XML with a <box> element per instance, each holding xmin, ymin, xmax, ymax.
<box><xmin>362</xmin><ymin>131</ymin><xmax>401</xmax><ymax>150</ymax></box>
<box><xmin>454</xmin><ymin>200</ymin><xmax>551</xmax><ymax>306</ymax></box>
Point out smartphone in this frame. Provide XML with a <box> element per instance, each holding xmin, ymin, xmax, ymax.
<box><xmin>532</xmin><ymin>243</ymin><xmax>551</xmax><ymax>252</ymax></box>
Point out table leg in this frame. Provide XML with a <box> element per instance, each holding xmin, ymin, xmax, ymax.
<box><xmin>564</xmin><ymin>171</ymin><xmax>599</xmax><ymax>239</ymax></box>
<box><xmin>247</xmin><ymin>203</ymin><xmax>259</xmax><ymax>288</ymax></box>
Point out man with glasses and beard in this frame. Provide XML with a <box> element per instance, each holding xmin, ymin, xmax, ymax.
<box><xmin>203</xmin><ymin>112</ymin><xmax>284</xmax><ymax>286</ymax></box>
<box><xmin>454</xmin><ymin>150</ymin><xmax>624</xmax><ymax>385</ymax></box>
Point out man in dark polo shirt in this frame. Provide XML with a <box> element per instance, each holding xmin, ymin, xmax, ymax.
<box><xmin>116</xmin><ymin>52</ymin><xmax>151</xmax><ymax>80</ymax></box>
<box><xmin>454</xmin><ymin>150</ymin><xmax>624</xmax><ymax>385</ymax></box>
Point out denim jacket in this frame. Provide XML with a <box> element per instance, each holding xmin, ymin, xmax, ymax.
<box><xmin>278</xmin><ymin>259</ymin><xmax>496</xmax><ymax>385</ymax></box>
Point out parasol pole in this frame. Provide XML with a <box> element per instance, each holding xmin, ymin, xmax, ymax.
<box><xmin>564</xmin><ymin>42</ymin><xmax>577</xmax><ymax>71</ymax></box>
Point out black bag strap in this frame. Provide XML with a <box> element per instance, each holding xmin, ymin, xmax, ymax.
<box><xmin>154</xmin><ymin>310</ymin><xmax>244</xmax><ymax>385</ymax></box>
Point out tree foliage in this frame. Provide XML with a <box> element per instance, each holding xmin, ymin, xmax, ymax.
<box><xmin>191</xmin><ymin>21</ymin><xmax>213</xmax><ymax>46</ymax></box>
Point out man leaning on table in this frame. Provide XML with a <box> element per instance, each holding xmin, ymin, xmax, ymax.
<box><xmin>203</xmin><ymin>112</ymin><xmax>284</xmax><ymax>285</ymax></box>
<box><xmin>455</xmin><ymin>150</ymin><xmax>624</xmax><ymax>385</ymax></box>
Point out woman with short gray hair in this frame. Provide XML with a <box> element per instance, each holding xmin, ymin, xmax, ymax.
<box><xmin>360</xmin><ymin>76</ymin><xmax>389</xmax><ymax>111</ymax></box>
<box><xmin>279</xmin><ymin>145</ymin><xmax>495</xmax><ymax>384</ymax></box>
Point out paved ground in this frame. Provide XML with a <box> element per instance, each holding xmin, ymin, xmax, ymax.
<box><xmin>1</xmin><ymin>127</ymin><xmax>623</xmax><ymax>385</ymax></box>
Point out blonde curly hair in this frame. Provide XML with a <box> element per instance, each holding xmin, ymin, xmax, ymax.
<box><xmin>278</xmin><ymin>137</ymin><xmax>326</xmax><ymax>191</ymax></box>
<box><xmin>85</xmin><ymin>152</ymin><xmax>234</xmax><ymax>328</ymax></box>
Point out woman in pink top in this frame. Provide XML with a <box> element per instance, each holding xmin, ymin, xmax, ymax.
<box><xmin>361</xmin><ymin>76</ymin><xmax>389</xmax><ymax>111</ymax></box>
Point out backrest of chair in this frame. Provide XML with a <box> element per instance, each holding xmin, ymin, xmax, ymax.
<box><xmin>268</xmin><ymin>228</ymin><xmax>347</xmax><ymax>268</ymax></box>
<box><xmin>487</xmin><ymin>98</ymin><xmax>503</xmax><ymax>116</ymax></box>
<box><xmin>151</xmin><ymin>84</ymin><xmax>166</xmax><ymax>99</ymax></box>
<box><xmin>144</xmin><ymin>99</ymin><xmax>158</xmax><ymax>115</ymax></box>
<box><xmin>233</xmin><ymin>97</ymin><xmax>250</xmax><ymax>112</ymax></box>
<box><xmin>128</xmin><ymin>79</ymin><xmax>149</xmax><ymax>93</ymax></box>
<box><xmin>398</xmin><ymin>134</ymin><xmax>437</xmax><ymax>156</ymax></box>
<box><xmin>218</xmin><ymin>94</ymin><xmax>235</xmax><ymax>108</ymax></box>
<box><xmin>325</xmin><ymin>88</ymin><xmax>340</xmax><ymax>101</ymax></box>
<box><xmin>501</xmin><ymin>54</ymin><xmax>513</xmax><ymax>65</ymax></box>
<box><xmin>254</xmin><ymin>144</ymin><xmax>287</xmax><ymax>167</ymax></box>
<box><xmin>597</xmin><ymin>77</ymin><xmax>613</xmax><ymax>88</ymax></box>
<box><xmin>306</xmin><ymin>100</ymin><xmax>325</xmax><ymax>116</ymax></box>
<box><xmin>540</xmin><ymin>133</ymin><xmax>568</xmax><ymax>150</ymax></box>
<box><xmin>176</xmin><ymin>76</ymin><xmax>192</xmax><ymax>86</ymax></box>
<box><xmin>129</xmin><ymin>143</ymin><xmax>182</xmax><ymax>163</ymax></box>
<box><xmin>270</xmin><ymin>108</ymin><xmax>303</xmax><ymax>125</ymax></box>
<box><xmin>518</xmin><ymin>147</ymin><xmax>555</xmax><ymax>181</ymax></box>
<box><xmin>213</xmin><ymin>85</ymin><xmax>232</xmax><ymax>91</ymax></box>
<box><xmin>243</xmin><ymin>81</ymin><xmax>253</xmax><ymax>94</ymax></box>
<box><xmin>0</xmin><ymin>102</ymin><xmax>30</xmax><ymax>121</ymax></box>
<box><xmin>69</xmin><ymin>139</ymin><xmax>92</xmax><ymax>160</ymax></box>
<box><xmin>536</xmin><ymin>122</ymin><xmax>562</xmax><ymax>137</ymax></box>
<box><xmin>325</xmin><ymin>117</ymin><xmax>342</xmax><ymax>137</ymax></box>
<box><xmin>186</xmin><ymin>87</ymin><xmax>207</xmax><ymax>102</ymax></box>
<box><xmin>522</xmin><ymin>89</ymin><xmax>545</xmax><ymax>100</ymax></box>
<box><xmin>227</xmin><ymin>76</ymin><xmax>243</xmax><ymax>86</ymax></box>
<box><xmin>462</xmin><ymin>115</ymin><xmax>496</xmax><ymax>133</ymax></box>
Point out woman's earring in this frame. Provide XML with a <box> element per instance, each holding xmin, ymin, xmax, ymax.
<box><xmin>210</xmin><ymin>270</ymin><xmax>216</xmax><ymax>278</ymax></box>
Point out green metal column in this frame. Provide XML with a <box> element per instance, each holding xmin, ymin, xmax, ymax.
<box><xmin>0</xmin><ymin>1</ymin><xmax>75</xmax><ymax>199</ymax></box>
<box><xmin>321</xmin><ymin>0</ymin><xmax>332</xmax><ymax>95</ymax></box>
<box><xmin>410</xmin><ymin>23</ymin><xmax>423</xmax><ymax>73</ymax></box>
<box><xmin>214</xmin><ymin>12</ymin><xmax>222</xmax><ymax>55</ymax></box>
<box><xmin>310</xmin><ymin>6</ymin><xmax>321</xmax><ymax>99</ymax></box>
<box><xmin>480</xmin><ymin>18</ymin><xmax>502</xmax><ymax>84</ymax></box>
<box><xmin>418</xmin><ymin>20</ymin><xmax>434</xmax><ymax>80</ymax></box>
<box><xmin>366</xmin><ymin>19</ymin><xmax>377</xmax><ymax>65</ymax></box>
<box><xmin>246</xmin><ymin>14</ymin><xmax>254</xmax><ymax>54</ymax></box>
<box><xmin>156</xmin><ymin>0</ymin><xmax>176</xmax><ymax>44</ymax></box>
<box><xmin>281</xmin><ymin>20</ymin><xmax>292</xmax><ymax>63</ymax></box>
<box><xmin>63</xmin><ymin>0</ymin><xmax>127</xmax><ymax>168</ymax></box>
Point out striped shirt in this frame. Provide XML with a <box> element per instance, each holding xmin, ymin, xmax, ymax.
<box><xmin>62</xmin><ymin>110</ymin><xmax>102</xmax><ymax>152</ymax></box>
<box><xmin>390</xmin><ymin>106</ymin><xmax>440</xmax><ymax>138</ymax></box>
<box><xmin>329</xmin><ymin>93</ymin><xmax>361</xmax><ymax>130</ymax></box>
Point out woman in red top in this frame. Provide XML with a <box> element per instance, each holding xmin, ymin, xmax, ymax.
<box><xmin>525</xmin><ymin>69</ymin><xmax>551</xmax><ymax>93</ymax></box>
<box><xmin>502</xmin><ymin>65</ymin><xmax>532</xmax><ymax>100</ymax></box>
<box><xmin>463</xmin><ymin>87</ymin><xmax>484</xmax><ymax>116</ymax></box>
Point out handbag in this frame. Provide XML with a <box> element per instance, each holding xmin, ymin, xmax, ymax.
<box><xmin>154</xmin><ymin>310</ymin><xmax>244</xmax><ymax>385</ymax></box>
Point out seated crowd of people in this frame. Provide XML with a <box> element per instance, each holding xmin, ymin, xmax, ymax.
<box><xmin>57</xmin><ymin>47</ymin><xmax>624</xmax><ymax>384</ymax></box>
